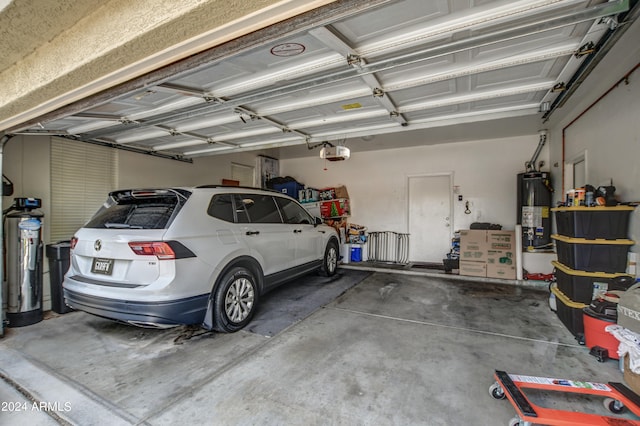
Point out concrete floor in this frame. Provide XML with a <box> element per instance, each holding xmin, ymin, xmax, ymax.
<box><xmin>0</xmin><ymin>268</ymin><xmax>637</xmax><ymax>425</ymax></box>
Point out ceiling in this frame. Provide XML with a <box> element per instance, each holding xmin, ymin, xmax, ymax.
<box><xmin>10</xmin><ymin>0</ymin><xmax>638</xmax><ymax>162</ymax></box>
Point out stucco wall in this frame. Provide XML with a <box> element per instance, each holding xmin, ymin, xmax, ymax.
<box><xmin>0</xmin><ymin>0</ymin><xmax>334</xmax><ymax>131</ymax></box>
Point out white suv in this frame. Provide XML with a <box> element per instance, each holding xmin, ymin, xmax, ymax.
<box><xmin>62</xmin><ymin>186</ymin><xmax>340</xmax><ymax>332</ymax></box>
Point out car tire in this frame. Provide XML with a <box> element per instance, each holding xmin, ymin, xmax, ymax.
<box><xmin>319</xmin><ymin>239</ymin><xmax>339</xmax><ymax>277</ymax></box>
<box><xmin>213</xmin><ymin>267</ymin><xmax>258</xmax><ymax>333</ymax></box>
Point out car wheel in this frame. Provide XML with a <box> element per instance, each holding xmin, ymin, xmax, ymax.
<box><xmin>320</xmin><ymin>239</ymin><xmax>339</xmax><ymax>277</ymax></box>
<box><xmin>213</xmin><ymin>267</ymin><xmax>258</xmax><ymax>333</ymax></box>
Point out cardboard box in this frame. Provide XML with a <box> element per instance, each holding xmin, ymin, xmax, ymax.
<box><xmin>335</xmin><ymin>185</ymin><xmax>349</xmax><ymax>199</ymax></box>
<box><xmin>320</xmin><ymin>199</ymin><xmax>350</xmax><ymax>218</ymax></box>
<box><xmin>486</xmin><ymin>249</ymin><xmax>514</xmax><ymax>265</ymax></box>
<box><xmin>319</xmin><ymin>187</ymin><xmax>336</xmax><ymax>200</ymax></box>
<box><xmin>624</xmin><ymin>354</ymin><xmax>640</xmax><ymax>395</ymax></box>
<box><xmin>488</xmin><ymin>230</ymin><xmax>515</xmax><ymax>251</ymax></box>
<box><xmin>319</xmin><ymin>185</ymin><xmax>349</xmax><ymax>200</ymax></box>
<box><xmin>460</xmin><ymin>230</ymin><xmax>488</xmax><ymax>262</ymax></box>
<box><xmin>459</xmin><ymin>260</ymin><xmax>487</xmax><ymax>277</ymax></box>
<box><xmin>487</xmin><ymin>263</ymin><xmax>516</xmax><ymax>279</ymax></box>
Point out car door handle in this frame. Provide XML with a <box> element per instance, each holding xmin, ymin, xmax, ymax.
<box><xmin>246</xmin><ymin>231</ymin><xmax>260</xmax><ymax>236</ymax></box>
<box><xmin>293</xmin><ymin>229</ymin><xmax>302</xmax><ymax>234</ymax></box>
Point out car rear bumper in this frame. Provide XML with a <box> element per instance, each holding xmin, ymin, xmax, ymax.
<box><xmin>63</xmin><ymin>288</ymin><xmax>209</xmax><ymax>328</ymax></box>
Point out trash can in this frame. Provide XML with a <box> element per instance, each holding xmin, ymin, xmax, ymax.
<box><xmin>46</xmin><ymin>241</ymin><xmax>73</xmax><ymax>314</ymax></box>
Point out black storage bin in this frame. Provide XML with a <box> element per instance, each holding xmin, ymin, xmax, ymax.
<box><xmin>552</xmin><ymin>234</ymin><xmax>633</xmax><ymax>273</ymax></box>
<box><xmin>46</xmin><ymin>241</ymin><xmax>73</xmax><ymax>314</ymax></box>
<box><xmin>442</xmin><ymin>258</ymin><xmax>459</xmax><ymax>273</ymax></box>
<box><xmin>551</xmin><ymin>283</ymin><xmax>586</xmax><ymax>342</ymax></box>
<box><xmin>552</xmin><ymin>261</ymin><xmax>635</xmax><ymax>304</ymax></box>
<box><xmin>552</xmin><ymin>206</ymin><xmax>634</xmax><ymax>240</ymax></box>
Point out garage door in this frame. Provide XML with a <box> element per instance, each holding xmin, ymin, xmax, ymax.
<box><xmin>8</xmin><ymin>0</ymin><xmax>636</xmax><ymax>161</ymax></box>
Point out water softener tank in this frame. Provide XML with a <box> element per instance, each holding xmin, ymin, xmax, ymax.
<box><xmin>5</xmin><ymin>198</ymin><xmax>44</xmax><ymax>327</ymax></box>
<box><xmin>517</xmin><ymin>172</ymin><xmax>552</xmax><ymax>249</ymax></box>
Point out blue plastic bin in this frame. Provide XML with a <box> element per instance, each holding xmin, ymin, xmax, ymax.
<box><xmin>351</xmin><ymin>245</ymin><xmax>362</xmax><ymax>262</ymax></box>
<box><xmin>273</xmin><ymin>182</ymin><xmax>304</xmax><ymax>197</ymax></box>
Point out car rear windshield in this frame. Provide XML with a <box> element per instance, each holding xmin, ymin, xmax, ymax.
<box><xmin>84</xmin><ymin>189</ymin><xmax>190</xmax><ymax>229</ymax></box>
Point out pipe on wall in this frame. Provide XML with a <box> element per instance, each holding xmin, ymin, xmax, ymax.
<box><xmin>561</xmin><ymin>62</ymin><xmax>640</xmax><ymax>195</ymax></box>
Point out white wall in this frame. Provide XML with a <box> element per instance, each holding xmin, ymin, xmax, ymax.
<box><xmin>117</xmin><ymin>149</ymin><xmax>265</xmax><ymax>188</ymax></box>
<box><xmin>281</xmin><ymin>134</ymin><xmax>547</xmax><ymax>235</ymax></box>
<box><xmin>546</xmin><ymin>17</ymin><xmax>640</xmax><ymax>254</ymax></box>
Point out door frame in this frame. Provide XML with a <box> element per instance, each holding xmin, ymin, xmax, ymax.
<box><xmin>406</xmin><ymin>172</ymin><xmax>454</xmax><ymax>261</ymax></box>
<box><xmin>563</xmin><ymin>150</ymin><xmax>588</xmax><ymax>194</ymax></box>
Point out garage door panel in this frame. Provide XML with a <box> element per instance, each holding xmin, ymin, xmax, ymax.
<box><xmin>13</xmin><ymin>0</ymin><xmax>631</xmax><ymax>158</ymax></box>
<box><xmin>332</xmin><ymin>0</ymin><xmax>450</xmax><ymax>48</ymax></box>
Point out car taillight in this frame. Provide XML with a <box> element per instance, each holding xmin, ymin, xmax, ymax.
<box><xmin>70</xmin><ymin>237</ymin><xmax>78</xmax><ymax>250</ymax></box>
<box><xmin>128</xmin><ymin>242</ymin><xmax>176</xmax><ymax>260</ymax></box>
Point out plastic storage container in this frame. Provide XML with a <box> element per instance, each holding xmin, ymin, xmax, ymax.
<box><xmin>552</xmin><ymin>261</ymin><xmax>635</xmax><ymax>304</ymax></box>
<box><xmin>552</xmin><ymin>234</ymin><xmax>634</xmax><ymax>273</ymax></box>
<box><xmin>273</xmin><ymin>181</ymin><xmax>304</xmax><ymax>197</ymax></box>
<box><xmin>551</xmin><ymin>284</ymin><xmax>587</xmax><ymax>342</ymax></box>
<box><xmin>552</xmin><ymin>206</ymin><xmax>634</xmax><ymax>240</ymax></box>
<box><xmin>350</xmin><ymin>245</ymin><xmax>362</xmax><ymax>262</ymax></box>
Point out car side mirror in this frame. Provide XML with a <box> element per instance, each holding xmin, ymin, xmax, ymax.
<box><xmin>314</xmin><ymin>217</ymin><xmax>323</xmax><ymax>226</ymax></box>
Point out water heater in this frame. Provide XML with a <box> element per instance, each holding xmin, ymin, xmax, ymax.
<box><xmin>517</xmin><ymin>172</ymin><xmax>552</xmax><ymax>249</ymax></box>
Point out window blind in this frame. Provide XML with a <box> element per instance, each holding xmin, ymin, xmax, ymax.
<box><xmin>50</xmin><ymin>138</ymin><xmax>117</xmax><ymax>241</ymax></box>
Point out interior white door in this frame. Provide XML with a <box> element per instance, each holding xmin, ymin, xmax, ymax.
<box><xmin>408</xmin><ymin>175</ymin><xmax>452</xmax><ymax>263</ymax></box>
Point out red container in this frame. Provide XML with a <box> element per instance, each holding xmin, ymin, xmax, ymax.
<box><xmin>583</xmin><ymin>307</ymin><xmax>619</xmax><ymax>359</ymax></box>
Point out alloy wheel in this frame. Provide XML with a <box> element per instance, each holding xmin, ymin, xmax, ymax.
<box><xmin>224</xmin><ymin>277</ymin><xmax>255</xmax><ymax>323</ymax></box>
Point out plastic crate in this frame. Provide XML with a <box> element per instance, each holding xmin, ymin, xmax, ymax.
<box><xmin>552</xmin><ymin>206</ymin><xmax>634</xmax><ymax>240</ymax></box>
<box><xmin>551</xmin><ymin>284</ymin><xmax>587</xmax><ymax>341</ymax></box>
<box><xmin>552</xmin><ymin>261</ymin><xmax>635</xmax><ymax>304</ymax></box>
<box><xmin>273</xmin><ymin>181</ymin><xmax>304</xmax><ymax>197</ymax></box>
<box><xmin>552</xmin><ymin>234</ymin><xmax>633</xmax><ymax>273</ymax></box>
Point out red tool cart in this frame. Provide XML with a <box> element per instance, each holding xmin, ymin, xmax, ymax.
<box><xmin>490</xmin><ymin>370</ymin><xmax>640</xmax><ymax>425</ymax></box>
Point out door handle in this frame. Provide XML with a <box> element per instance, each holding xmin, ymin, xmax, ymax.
<box><xmin>246</xmin><ymin>231</ymin><xmax>260</xmax><ymax>236</ymax></box>
<box><xmin>293</xmin><ymin>229</ymin><xmax>302</xmax><ymax>234</ymax></box>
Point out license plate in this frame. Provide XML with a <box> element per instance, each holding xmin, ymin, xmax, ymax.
<box><xmin>91</xmin><ymin>258</ymin><xmax>114</xmax><ymax>275</ymax></box>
